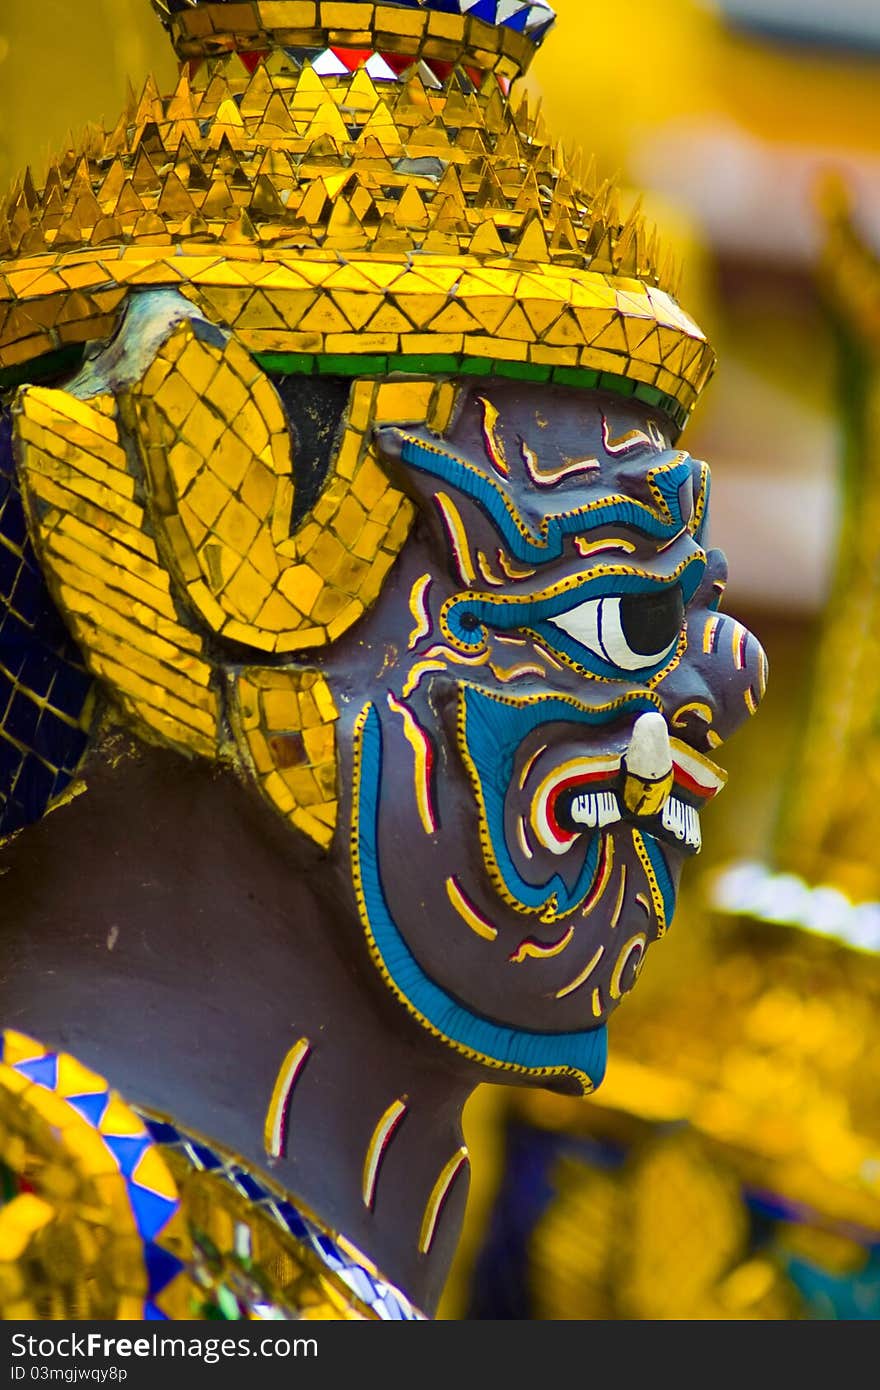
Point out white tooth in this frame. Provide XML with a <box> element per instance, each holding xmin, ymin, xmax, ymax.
<box><xmin>662</xmin><ymin>797</ymin><xmax>682</xmax><ymax>840</ymax></box>
<box><xmin>571</xmin><ymin>793</ymin><xmax>599</xmax><ymax>828</ymax></box>
<box><xmin>570</xmin><ymin>791</ymin><xmax>621</xmax><ymax>830</ymax></box>
<box><xmin>625</xmin><ymin>712</ymin><xmax>672</xmax><ymax>782</ymax></box>
<box><xmin>662</xmin><ymin>796</ymin><xmax>702</xmax><ymax>849</ymax></box>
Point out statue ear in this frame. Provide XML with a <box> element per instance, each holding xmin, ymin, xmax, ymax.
<box><xmin>17</xmin><ymin>287</ymin><xmax>422</xmax><ymax>664</ymax></box>
<box><xmin>121</xmin><ymin>313</ymin><xmax>418</xmax><ymax>654</ymax></box>
<box><xmin>10</xmin><ymin>291</ymin><xmax>456</xmax><ymax>848</ymax></box>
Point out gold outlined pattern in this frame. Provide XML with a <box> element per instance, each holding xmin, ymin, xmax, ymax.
<box><xmin>418</xmin><ymin>1148</ymin><xmax>469</xmax><ymax>1257</ymax></box>
<box><xmin>446</xmin><ymin>875</ymin><xmax>498</xmax><ymax>942</ymax></box>
<box><xmin>362</xmin><ymin>1098</ymin><xmax>408</xmax><ymax>1211</ymax></box>
<box><xmin>264</xmin><ymin>1038</ymin><xmax>312</xmax><ymax>1159</ymax></box>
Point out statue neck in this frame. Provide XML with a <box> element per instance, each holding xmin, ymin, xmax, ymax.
<box><xmin>0</xmin><ymin>737</ymin><xmax>476</xmax><ymax>1315</ymax></box>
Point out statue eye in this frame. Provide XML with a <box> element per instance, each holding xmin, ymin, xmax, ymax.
<box><xmin>546</xmin><ymin>586</ymin><xmax>684</xmax><ymax>672</ymax></box>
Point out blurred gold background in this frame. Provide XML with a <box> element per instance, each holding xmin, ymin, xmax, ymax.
<box><xmin>3</xmin><ymin>0</ymin><xmax>880</xmax><ymax>1319</ymax></box>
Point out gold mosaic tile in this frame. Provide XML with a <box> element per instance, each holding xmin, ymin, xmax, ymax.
<box><xmin>230</xmin><ymin>667</ymin><xmax>340</xmax><ymax>848</ymax></box>
<box><xmin>12</xmin><ymin>389</ymin><xmax>222</xmax><ymax>759</ymax></box>
<box><xmin>0</xmin><ymin>1030</ymin><xmax>404</xmax><ymax>1319</ymax></box>
<box><xmin>126</xmin><ymin>323</ymin><xmax>421</xmax><ymax>654</ymax></box>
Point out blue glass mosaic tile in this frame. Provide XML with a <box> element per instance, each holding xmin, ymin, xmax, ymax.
<box><xmin>0</xmin><ymin>411</ymin><xmax>95</xmax><ymax>837</ymax></box>
<box><xmin>143</xmin><ymin>1117</ymin><xmax>183</xmax><ymax>1146</ymax></box>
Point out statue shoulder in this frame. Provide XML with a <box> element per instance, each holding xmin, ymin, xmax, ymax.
<box><xmin>0</xmin><ymin>1030</ymin><xmax>420</xmax><ymax>1321</ymax></box>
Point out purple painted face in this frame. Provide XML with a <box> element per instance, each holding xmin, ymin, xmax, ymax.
<box><xmin>324</xmin><ymin>380</ymin><xmax>766</xmax><ymax>1092</ymax></box>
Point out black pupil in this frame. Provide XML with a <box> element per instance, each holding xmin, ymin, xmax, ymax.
<box><xmin>460</xmin><ymin>613</ymin><xmax>480</xmax><ymax>632</ymax></box>
<box><xmin>619</xmin><ymin>586</ymin><xmax>684</xmax><ymax>655</ymax></box>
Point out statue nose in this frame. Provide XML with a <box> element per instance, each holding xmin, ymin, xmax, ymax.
<box><xmin>692</xmin><ymin>610</ymin><xmax>768</xmax><ymax>745</ymax></box>
<box><xmin>653</xmin><ymin>607</ymin><xmax>768</xmax><ymax>752</ymax></box>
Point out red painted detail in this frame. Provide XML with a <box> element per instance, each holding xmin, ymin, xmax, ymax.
<box><xmin>672</xmin><ymin>763</ymin><xmax>718</xmax><ymax>801</ymax></box>
<box><xmin>546</xmin><ymin>768</ymin><xmax>618</xmax><ymax>844</ymax></box>
<box><xmin>581</xmin><ymin>836</ymin><xmax>612</xmax><ymax>913</ymax></box>
<box><xmin>331</xmin><ymin>46</ymin><xmax>375</xmax><ymax>70</ymax></box>
<box><xmin>240</xmin><ymin>50</ymin><xmax>268</xmax><ymax>73</ymax></box>
<box><xmin>382</xmin><ymin>52</ymin><xmax>418</xmax><ymax>75</ymax></box>
<box><xmin>423</xmin><ymin>733</ymin><xmax>437</xmax><ymax>829</ymax></box>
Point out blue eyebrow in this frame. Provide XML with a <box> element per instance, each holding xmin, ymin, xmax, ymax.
<box><xmin>395</xmin><ymin>432</ymin><xmax>695</xmax><ymax>565</ymax></box>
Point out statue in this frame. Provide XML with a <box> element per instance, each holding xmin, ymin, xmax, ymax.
<box><xmin>0</xmin><ymin>0</ymin><xmax>765</xmax><ymax>1320</ymax></box>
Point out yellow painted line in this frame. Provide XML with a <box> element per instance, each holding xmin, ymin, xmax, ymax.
<box><xmin>610</xmin><ymin>864</ymin><xmax>627</xmax><ymax>929</ymax></box>
<box><xmin>362</xmin><ymin>1098</ymin><xmax>408</xmax><ymax>1211</ymax></box>
<box><xmin>575</xmin><ymin>536</ymin><xmax>636</xmax><ymax>558</ymax></box>
<box><xmin>434</xmin><ymin>491</ymin><xmax>475</xmax><ymax>585</ymax></box>
<box><xmin>510</xmin><ymin>924</ymin><xmax>574</xmax><ymax>965</ymax></box>
<box><xmin>610</xmin><ymin>934</ymin><xmax>647</xmax><ymax>1000</ymax></box>
<box><xmin>387</xmin><ymin>693</ymin><xmax>436</xmax><ymax>834</ymax></box>
<box><xmin>446</xmin><ymin>876</ymin><xmax>497</xmax><ymax>942</ymax></box>
<box><xmin>402</xmin><ymin>659</ymin><xmax>447</xmax><ymax>698</ymax></box>
<box><xmin>407</xmin><ymin>573</ymin><xmax>432</xmax><ymax>650</ymax></box>
<box><xmin>263</xmin><ymin>1038</ymin><xmax>311</xmax><ymax>1159</ymax></box>
<box><xmin>556</xmin><ymin>945</ymin><xmax>605</xmax><ymax>1001</ymax></box>
<box><xmin>419</xmin><ymin>1147</ymin><xmax>469</xmax><ymax>1255</ymax></box>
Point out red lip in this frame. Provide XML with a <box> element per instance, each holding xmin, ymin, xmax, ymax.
<box><xmin>543</xmin><ymin>760</ymin><xmax>719</xmax><ymax>848</ymax></box>
<box><xmin>546</xmin><ymin>766</ymin><xmax>617</xmax><ymax>842</ymax></box>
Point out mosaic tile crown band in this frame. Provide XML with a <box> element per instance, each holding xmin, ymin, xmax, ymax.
<box><xmin>151</xmin><ymin>1</ymin><xmax>557</xmax><ymax>66</ymax></box>
<box><xmin>0</xmin><ymin>0</ymin><xmax>712</xmax><ymax>429</ymax></box>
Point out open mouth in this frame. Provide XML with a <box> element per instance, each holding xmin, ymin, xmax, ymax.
<box><xmin>457</xmin><ymin>684</ymin><xmax>723</xmax><ymax>925</ymax></box>
<box><xmin>528</xmin><ymin>716</ymin><xmax>726</xmax><ymax>859</ymax></box>
<box><xmin>458</xmin><ymin>686</ymin><xmax>663</xmax><ymax>917</ymax></box>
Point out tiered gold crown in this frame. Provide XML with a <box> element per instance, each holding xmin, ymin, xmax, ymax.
<box><xmin>0</xmin><ymin>0</ymin><xmax>713</xmax><ymax>432</ymax></box>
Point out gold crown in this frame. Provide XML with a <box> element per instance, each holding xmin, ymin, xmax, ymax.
<box><xmin>0</xmin><ymin>0</ymin><xmax>713</xmax><ymax>432</ymax></box>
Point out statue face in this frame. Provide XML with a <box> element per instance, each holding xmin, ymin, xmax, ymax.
<box><xmin>323</xmin><ymin>381</ymin><xmax>765</xmax><ymax>1089</ymax></box>
<box><xmin>10</xmin><ymin>294</ymin><xmax>764</xmax><ymax>1096</ymax></box>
